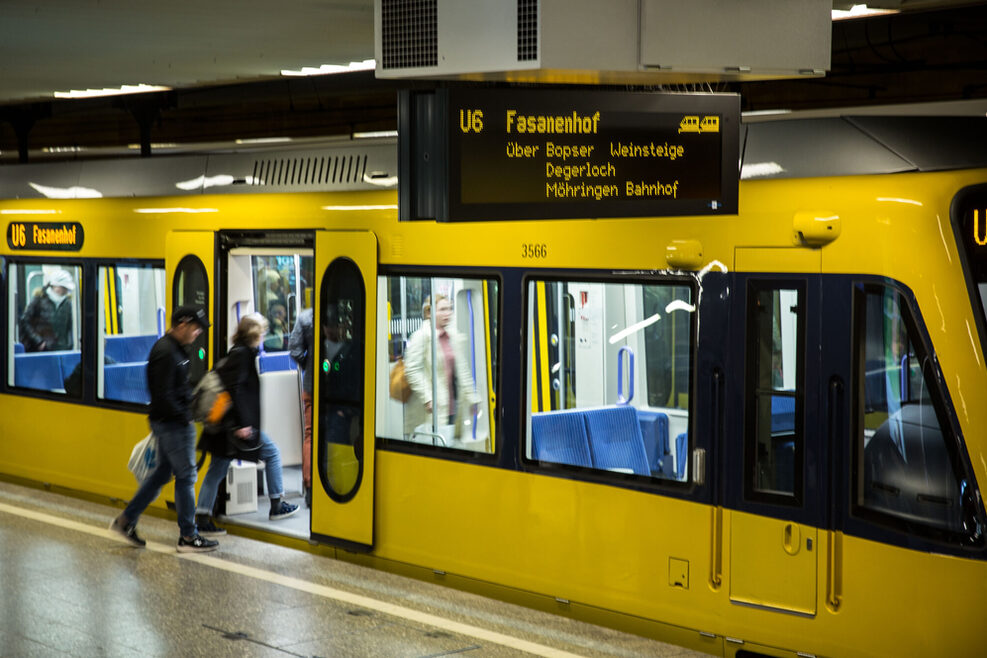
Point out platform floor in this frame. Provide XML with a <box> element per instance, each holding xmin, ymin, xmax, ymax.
<box><xmin>0</xmin><ymin>480</ymin><xmax>705</xmax><ymax>657</ymax></box>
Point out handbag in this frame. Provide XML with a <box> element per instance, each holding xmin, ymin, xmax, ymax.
<box><xmin>127</xmin><ymin>432</ymin><xmax>158</xmax><ymax>483</ymax></box>
<box><xmin>228</xmin><ymin>427</ymin><xmax>263</xmax><ymax>460</ymax></box>
<box><xmin>389</xmin><ymin>357</ymin><xmax>412</xmax><ymax>402</ymax></box>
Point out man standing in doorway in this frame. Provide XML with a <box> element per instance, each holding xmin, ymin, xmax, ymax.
<box><xmin>109</xmin><ymin>305</ymin><xmax>219</xmax><ymax>553</ymax></box>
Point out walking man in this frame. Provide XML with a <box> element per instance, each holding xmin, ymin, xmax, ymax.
<box><xmin>109</xmin><ymin>305</ymin><xmax>219</xmax><ymax>553</ymax></box>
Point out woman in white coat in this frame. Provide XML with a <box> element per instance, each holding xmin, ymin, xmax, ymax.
<box><xmin>402</xmin><ymin>294</ymin><xmax>478</xmax><ymax>442</ymax></box>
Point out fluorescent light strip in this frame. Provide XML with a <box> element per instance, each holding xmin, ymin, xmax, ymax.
<box><xmin>281</xmin><ymin>59</ymin><xmax>375</xmax><ymax>77</ymax></box>
<box><xmin>353</xmin><ymin>130</ymin><xmax>398</xmax><ymax>139</ymax></box>
<box><xmin>54</xmin><ymin>84</ymin><xmax>171</xmax><ymax>99</ymax></box>
<box><xmin>236</xmin><ymin>137</ymin><xmax>293</xmax><ymax>145</ymax></box>
<box><xmin>42</xmin><ymin>146</ymin><xmax>86</xmax><ymax>154</ymax></box>
<box><xmin>742</xmin><ymin>109</ymin><xmax>792</xmax><ymax>118</ymax></box>
<box><xmin>127</xmin><ymin>143</ymin><xmax>178</xmax><ymax>150</ymax></box>
<box><xmin>741</xmin><ymin>162</ymin><xmax>785</xmax><ymax>179</ymax></box>
<box><xmin>28</xmin><ymin>182</ymin><xmax>102</xmax><ymax>199</ymax></box>
<box><xmin>832</xmin><ymin>5</ymin><xmax>898</xmax><ymax>20</ymax></box>
<box><xmin>1</xmin><ymin>209</ymin><xmax>61</xmax><ymax>215</ymax></box>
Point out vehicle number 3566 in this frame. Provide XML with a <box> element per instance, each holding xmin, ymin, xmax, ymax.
<box><xmin>521</xmin><ymin>243</ymin><xmax>548</xmax><ymax>259</ymax></box>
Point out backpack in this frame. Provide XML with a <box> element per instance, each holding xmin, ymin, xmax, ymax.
<box><xmin>192</xmin><ymin>359</ymin><xmax>231</xmax><ymax>426</ymax></box>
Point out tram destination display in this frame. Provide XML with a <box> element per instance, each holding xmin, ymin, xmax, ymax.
<box><xmin>399</xmin><ymin>88</ymin><xmax>739</xmax><ymax>221</ymax></box>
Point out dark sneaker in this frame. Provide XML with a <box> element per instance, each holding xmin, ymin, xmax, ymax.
<box><xmin>270</xmin><ymin>500</ymin><xmax>299</xmax><ymax>521</ymax></box>
<box><xmin>197</xmin><ymin>518</ymin><xmax>227</xmax><ymax>537</ymax></box>
<box><xmin>109</xmin><ymin>515</ymin><xmax>146</xmax><ymax>547</ymax></box>
<box><xmin>177</xmin><ymin>534</ymin><xmax>219</xmax><ymax>553</ymax></box>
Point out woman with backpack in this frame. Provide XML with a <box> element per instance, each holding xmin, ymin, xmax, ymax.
<box><xmin>194</xmin><ymin>313</ymin><xmax>298</xmax><ymax>534</ymax></box>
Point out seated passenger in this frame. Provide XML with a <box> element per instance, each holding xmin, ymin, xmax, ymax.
<box><xmin>264</xmin><ymin>302</ymin><xmax>289</xmax><ymax>351</ymax></box>
<box><xmin>19</xmin><ymin>268</ymin><xmax>75</xmax><ymax>352</ymax></box>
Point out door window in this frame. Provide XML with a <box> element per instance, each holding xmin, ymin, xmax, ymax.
<box><xmin>173</xmin><ymin>255</ymin><xmax>209</xmax><ymax>385</ymax></box>
<box><xmin>319</xmin><ymin>258</ymin><xmax>365</xmax><ymax>501</ymax></box>
<box><xmin>745</xmin><ymin>284</ymin><xmax>804</xmax><ymax>503</ymax></box>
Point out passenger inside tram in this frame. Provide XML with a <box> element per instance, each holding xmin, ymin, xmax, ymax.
<box><xmin>264</xmin><ymin>302</ymin><xmax>290</xmax><ymax>351</ymax></box>
<box><xmin>403</xmin><ymin>295</ymin><xmax>479</xmax><ymax>444</ymax></box>
<box><xmin>9</xmin><ymin>264</ymin><xmax>84</xmax><ymax>396</ymax></box>
<box><xmin>19</xmin><ymin>267</ymin><xmax>75</xmax><ymax>353</ymax></box>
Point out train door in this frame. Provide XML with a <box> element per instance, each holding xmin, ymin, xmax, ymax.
<box><xmin>165</xmin><ymin>231</ymin><xmax>214</xmax><ymax>384</ymax></box>
<box><xmin>310</xmin><ymin>230</ymin><xmax>378</xmax><ymax>550</ymax></box>
<box><xmin>218</xmin><ymin>230</ymin><xmax>314</xmax><ymax>537</ymax></box>
<box><xmin>724</xmin><ymin>249</ymin><xmax>825</xmax><ymax>617</ymax></box>
<box><xmin>164</xmin><ymin>231</ymin><xmax>214</xmax><ymax>515</ymax></box>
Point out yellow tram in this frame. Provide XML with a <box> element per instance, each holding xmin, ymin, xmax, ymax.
<box><xmin>1</xmin><ymin>113</ymin><xmax>986</xmax><ymax>657</ymax></box>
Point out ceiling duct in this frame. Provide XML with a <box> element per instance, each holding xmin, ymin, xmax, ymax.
<box><xmin>374</xmin><ymin>0</ymin><xmax>831</xmax><ymax>84</ymax></box>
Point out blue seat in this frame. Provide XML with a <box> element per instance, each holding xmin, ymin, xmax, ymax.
<box><xmin>259</xmin><ymin>351</ymin><xmax>297</xmax><ymax>373</ymax></box>
<box><xmin>58</xmin><ymin>351</ymin><xmax>81</xmax><ymax>383</ymax></box>
<box><xmin>531</xmin><ymin>409</ymin><xmax>593</xmax><ymax>468</ymax></box>
<box><xmin>104</xmin><ymin>334</ymin><xmax>157</xmax><ymax>363</ymax></box>
<box><xmin>636</xmin><ymin>409</ymin><xmax>669</xmax><ymax>474</ymax></box>
<box><xmin>675</xmin><ymin>432</ymin><xmax>688</xmax><ymax>479</ymax></box>
<box><xmin>104</xmin><ymin>362</ymin><xmax>150</xmax><ymax>404</ymax></box>
<box><xmin>583</xmin><ymin>406</ymin><xmax>651</xmax><ymax>476</ymax></box>
<box><xmin>14</xmin><ymin>342</ymin><xmax>25</xmax><ymax>354</ymax></box>
<box><xmin>14</xmin><ymin>352</ymin><xmax>66</xmax><ymax>390</ymax></box>
<box><xmin>771</xmin><ymin>395</ymin><xmax>795</xmax><ymax>434</ymax></box>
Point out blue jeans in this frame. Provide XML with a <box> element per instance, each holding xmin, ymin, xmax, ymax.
<box><xmin>195</xmin><ymin>430</ymin><xmax>285</xmax><ymax>514</ymax></box>
<box><xmin>124</xmin><ymin>420</ymin><xmax>198</xmax><ymax>538</ymax></box>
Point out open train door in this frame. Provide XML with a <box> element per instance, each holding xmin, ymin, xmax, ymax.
<box><xmin>310</xmin><ymin>230</ymin><xmax>377</xmax><ymax>550</ymax></box>
<box><xmin>165</xmin><ymin>231</ymin><xmax>215</xmax><ymax>387</ymax></box>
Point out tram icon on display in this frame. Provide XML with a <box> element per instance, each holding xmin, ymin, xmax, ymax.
<box><xmin>678</xmin><ymin>115</ymin><xmax>720</xmax><ymax>134</ymax></box>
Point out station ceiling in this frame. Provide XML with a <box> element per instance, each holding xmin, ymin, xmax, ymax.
<box><xmin>0</xmin><ymin>1</ymin><xmax>985</xmax><ymax>160</ymax></box>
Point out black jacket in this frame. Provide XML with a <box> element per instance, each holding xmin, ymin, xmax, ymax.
<box><xmin>147</xmin><ymin>334</ymin><xmax>193</xmax><ymax>425</ymax></box>
<box><xmin>200</xmin><ymin>343</ymin><xmax>260</xmax><ymax>457</ymax></box>
<box><xmin>19</xmin><ymin>287</ymin><xmax>73</xmax><ymax>352</ymax></box>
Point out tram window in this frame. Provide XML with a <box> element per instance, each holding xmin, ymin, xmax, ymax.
<box><xmin>7</xmin><ymin>263</ymin><xmax>82</xmax><ymax>396</ymax></box>
<box><xmin>855</xmin><ymin>287</ymin><xmax>970</xmax><ymax>535</ymax></box>
<box><xmin>745</xmin><ymin>284</ymin><xmax>803</xmax><ymax>503</ymax></box>
<box><xmin>524</xmin><ymin>279</ymin><xmax>694</xmax><ymax>481</ymax></box>
<box><xmin>252</xmin><ymin>255</ymin><xmax>312</xmax><ymax>352</ymax></box>
<box><xmin>96</xmin><ymin>264</ymin><xmax>166</xmax><ymax>405</ymax></box>
<box><xmin>376</xmin><ymin>275</ymin><xmax>499</xmax><ymax>454</ymax></box>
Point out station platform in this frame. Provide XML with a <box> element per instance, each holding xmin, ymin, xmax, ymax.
<box><xmin>0</xmin><ymin>480</ymin><xmax>703</xmax><ymax>657</ymax></box>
